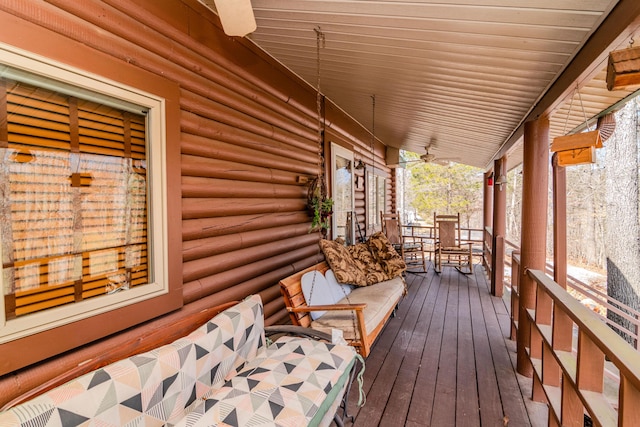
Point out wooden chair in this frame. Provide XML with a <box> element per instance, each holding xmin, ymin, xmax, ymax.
<box><xmin>433</xmin><ymin>212</ymin><xmax>473</xmax><ymax>274</ymax></box>
<box><xmin>381</xmin><ymin>211</ymin><xmax>427</xmax><ymax>272</ymax></box>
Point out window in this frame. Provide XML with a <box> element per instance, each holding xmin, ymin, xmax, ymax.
<box><xmin>367</xmin><ymin>172</ymin><xmax>386</xmax><ymax>231</ymax></box>
<box><xmin>0</xmin><ymin>44</ymin><xmax>172</xmax><ymax>347</ymax></box>
<box><xmin>330</xmin><ymin>143</ymin><xmax>355</xmax><ymax>244</ymax></box>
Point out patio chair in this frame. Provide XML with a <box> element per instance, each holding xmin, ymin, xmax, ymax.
<box><xmin>433</xmin><ymin>212</ymin><xmax>473</xmax><ymax>274</ymax></box>
<box><xmin>381</xmin><ymin>211</ymin><xmax>427</xmax><ymax>272</ymax></box>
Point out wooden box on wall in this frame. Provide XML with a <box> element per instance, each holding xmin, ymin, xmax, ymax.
<box><xmin>607</xmin><ymin>45</ymin><xmax>640</xmax><ymax>91</ymax></box>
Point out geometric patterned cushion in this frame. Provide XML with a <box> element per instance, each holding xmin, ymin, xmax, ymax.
<box><xmin>175</xmin><ymin>336</ymin><xmax>357</xmax><ymax>427</ymax></box>
<box><xmin>189</xmin><ymin>295</ymin><xmax>266</xmax><ymax>396</ymax></box>
<box><xmin>0</xmin><ymin>295</ymin><xmax>266</xmax><ymax>427</ymax></box>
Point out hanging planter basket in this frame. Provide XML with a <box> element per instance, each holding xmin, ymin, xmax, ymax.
<box><xmin>307</xmin><ymin>176</ymin><xmax>333</xmax><ymax>236</ymax></box>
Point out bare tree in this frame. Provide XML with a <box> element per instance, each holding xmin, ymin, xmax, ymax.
<box><xmin>565</xmin><ymin>156</ymin><xmax>606</xmax><ymax>268</ymax></box>
<box><xmin>506</xmin><ymin>165</ymin><xmax>522</xmax><ymax>243</ymax></box>
<box><xmin>605</xmin><ymin>98</ymin><xmax>640</xmax><ymax>343</ymax></box>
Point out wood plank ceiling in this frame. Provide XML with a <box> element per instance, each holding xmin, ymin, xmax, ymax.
<box><xmin>219</xmin><ymin>1</ymin><xmax>640</xmax><ymax>169</ymax></box>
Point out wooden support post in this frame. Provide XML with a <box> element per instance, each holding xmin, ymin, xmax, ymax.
<box><xmin>483</xmin><ymin>169</ymin><xmax>493</xmax><ymax>271</ymax></box>
<box><xmin>552</xmin><ymin>153</ymin><xmax>568</xmax><ymax>288</ymax></box>
<box><xmin>517</xmin><ymin>117</ymin><xmax>549</xmax><ymax>377</ymax></box>
<box><xmin>491</xmin><ymin>156</ymin><xmax>507</xmax><ymax>297</ymax></box>
<box><xmin>483</xmin><ymin>170</ymin><xmax>493</xmax><ymax>230</ymax></box>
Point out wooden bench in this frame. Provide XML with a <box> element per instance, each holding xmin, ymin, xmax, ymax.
<box><xmin>0</xmin><ymin>295</ymin><xmax>360</xmax><ymax>427</ymax></box>
<box><xmin>280</xmin><ymin>262</ymin><xmax>405</xmax><ymax>357</ymax></box>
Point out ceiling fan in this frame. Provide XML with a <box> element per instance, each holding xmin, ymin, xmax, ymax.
<box><xmin>405</xmin><ymin>144</ymin><xmax>460</xmax><ymax>166</ymax></box>
<box><xmin>201</xmin><ymin>0</ymin><xmax>257</xmax><ymax>37</ymax></box>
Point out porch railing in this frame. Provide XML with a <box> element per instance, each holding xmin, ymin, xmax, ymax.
<box><xmin>484</xmin><ymin>229</ymin><xmax>640</xmax><ymax>351</ymax></box>
<box><xmin>521</xmin><ymin>267</ymin><xmax>640</xmax><ymax>426</ymax></box>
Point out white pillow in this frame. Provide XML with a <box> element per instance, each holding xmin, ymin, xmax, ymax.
<box><xmin>301</xmin><ymin>271</ymin><xmax>334</xmax><ymax>320</ymax></box>
<box><xmin>325</xmin><ymin>269</ymin><xmax>353</xmax><ymax>302</ymax></box>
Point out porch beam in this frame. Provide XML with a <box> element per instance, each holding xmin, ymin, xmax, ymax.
<box><xmin>483</xmin><ymin>169</ymin><xmax>493</xmax><ymax>271</ymax></box>
<box><xmin>517</xmin><ymin>117</ymin><xmax>550</xmax><ymax>377</ymax></box>
<box><xmin>490</xmin><ymin>0</ymin><xmax>640</xmax><ymax>167</ymax></box>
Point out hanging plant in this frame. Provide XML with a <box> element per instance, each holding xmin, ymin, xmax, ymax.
<box><xmin>307</xmin><ymin>176</ymin><xmax>333</xmax><ymax>236</ymax></box>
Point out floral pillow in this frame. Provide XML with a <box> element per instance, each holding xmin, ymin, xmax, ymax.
<box><xmin>348</xmin><ymin>243</ymin><xmax>389</xmax><ymax>285</ymax></box>
<box><xmin>319</xmin><ymin>239</ymin><xmax>367</xmax><ymax>286</ymax></box>
<box><xmin>367</xmin><ymin>232</ymin><xmax>407</xmax><ymax>279</ymax></box>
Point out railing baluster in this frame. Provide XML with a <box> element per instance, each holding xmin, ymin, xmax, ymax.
<box><xmin>552</xmin><ymin>305</ymin><xmax>573</xmax><ymax>352</ymax></box>
<box><xmin>561</xmin><ymin>374</ymin><xmax>583</xmax><ymax>427</ymax></box>
<box><xmin>619</xmin><ymin>375</ymin><xmax>640</xmax><ymax>425</ymax></box>
<box><xmin>510</xmin><ymin>252</ymin><xmax>520</xmax><ymax>341</ymax></box>
<box><xmin>543</xmin><ymin>343</ymin><xmax>561</xmax><ymax>387</ymax></box>
<box><xmin>576</xmin><ymin>329</ymin><xmax>605</xmax><ymax>393</ymax></box>
<box><xmin>524</xmin><ymin>269</ymin><xmax>640</xmax><ymax>426</ymax></box>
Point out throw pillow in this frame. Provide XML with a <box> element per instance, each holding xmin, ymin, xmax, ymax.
<box><xmin>319</xmin><ymin>239</ymin><xmax>367</xmax><ymax>286</ymax></box>
<box><xmin>301</xmin><ymin>270</ymin><xmax>333</xmax><ymax>320</ymax></box>
<box><xmin>368</xmin><ymin>231</ymin><xmax>407</xmax><ymax>279</ymax></box>
<box><xmin>325</xmin><ymin>269</ymin><xmax>353</xmax><ymax>300</ymax></box>
<box><xmin>348</xmin><ymin>242</ymin><xmax>389</xmax><ymax>285</ymax></box>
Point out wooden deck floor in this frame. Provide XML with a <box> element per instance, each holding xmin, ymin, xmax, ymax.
<box><xmin>345</xmin><ymin>263</ymin><xmax>543</xmax><ymax>427</ymax></box>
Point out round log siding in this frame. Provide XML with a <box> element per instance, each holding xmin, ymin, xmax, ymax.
<box><xmin>0</xmin><ymin>0</ymin><xmax>392</xmax><ymax>405</ymax></box>
<box><xmin>182</xmin><ymin>212</ymin><xmax>310</xmax><ymax>241</ymax></box>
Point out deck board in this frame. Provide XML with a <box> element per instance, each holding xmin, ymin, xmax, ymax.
<box><xmin>347</xmin><ymin>263</ymin><xmax>536</xmax><ymax>426</ymax></box>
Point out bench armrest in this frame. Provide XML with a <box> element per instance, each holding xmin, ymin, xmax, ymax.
<box><xmin>287</xmin><ymin>303</ymin><xmax>367</xmax><ymax>313</ymax></box>
<box><xmin>264</xmin><ymin>325</ymin><xmax>333</xmax><ymax>342</ymax></box>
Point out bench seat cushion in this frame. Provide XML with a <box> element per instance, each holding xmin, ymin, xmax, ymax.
<box><xmin>310</xmin><ymin>276</ymin><xmax>405</xmax><ymax>340</ymax></box>
<box><xmin>178</xmin><ymin>337</ymin><xmax>356</xmax><ymax>427</ymax></box>
<box><xmin>0</xmin><ymin>296</ymin><xmax>265</xmax><ymax>427</ymax></box>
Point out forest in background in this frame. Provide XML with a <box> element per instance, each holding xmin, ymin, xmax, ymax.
<box><xmin>401</xmin><ymin>158</ymin><xmax>483</xmax><ymax>228</ymax></box>
<box><xmin>401</xmin><ymin>95</ymin><xmax>640</xmax><ymax>341</ymax></box>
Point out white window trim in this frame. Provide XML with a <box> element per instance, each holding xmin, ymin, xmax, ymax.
<box><xmin>0</xmin><ymin>42</ymin><xmax>169</xmax><ymax>343</ymax></box>
<box><xmin>330</xmin><ymin>143</ymin><xmax>355</xmax><ymax>242</ymax></box>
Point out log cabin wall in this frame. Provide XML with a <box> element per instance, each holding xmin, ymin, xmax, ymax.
<box><xmin>0</xmin><ymin>0</ymin><xmax>391</xmax><ymax>405</ymax></box>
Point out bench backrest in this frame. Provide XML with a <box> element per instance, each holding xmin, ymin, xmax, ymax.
<box><xmin>0</xmin><ymin>295</ymin><xmax>266</xmax><ymax>426</ymax></box>
<box><xmin>279</xmin><ymin>262</ymin><xmax>330</xmax><ymax>327</ymax></box>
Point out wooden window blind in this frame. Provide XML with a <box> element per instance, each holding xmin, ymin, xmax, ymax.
<box><xmin>1</xmin><ymin>78</ymin><xmax>149</xmax><ymax>319</ymax></box>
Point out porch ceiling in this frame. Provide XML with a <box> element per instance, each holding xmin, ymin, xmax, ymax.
<box><xmin>234</xmin><ymin>0</ymin><xmax>640</xmax><ymax>169</ymax></box>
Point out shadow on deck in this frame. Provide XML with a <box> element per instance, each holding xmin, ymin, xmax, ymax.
<box><xmin>346</xmin><ymin>263</ymin><xmax>547</xmax><ymax>427</ymax></box>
